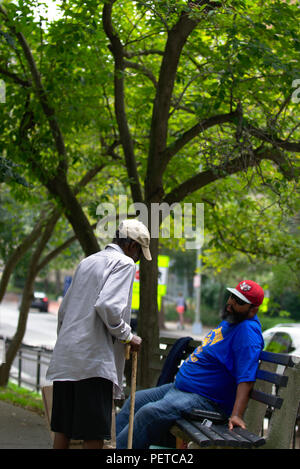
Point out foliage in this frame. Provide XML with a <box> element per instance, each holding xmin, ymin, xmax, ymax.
<box><xmin>0</xmin><ymin>156</ymin><xmax>28</xmax><ymax>186</ymax></box>
<box><xmin>0</xmin><ymin>0</ymin><xmax>299</xmax><ymax>261</ymax></box>
<box><xmin>0</xmin><ymin>0</ymin><xmax>299</xmax><ymax>387</ymax></box>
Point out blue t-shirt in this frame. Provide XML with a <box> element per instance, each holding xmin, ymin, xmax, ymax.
<box><xmin>175</xmin><ymin>316</ymin><xmax>264</xmax><ymax>416</ymax></box>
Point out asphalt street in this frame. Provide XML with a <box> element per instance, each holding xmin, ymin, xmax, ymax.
<box><xmin>0</xmin><ymin>300</ymin><xmax>59</xmax><ymax>349</ymax></box>
<box><xmin>0</xmin><ymin>299</ymin><xmax>210</xmax><ymax>348</ymax></box>
<box><xmin>0</xmin><ymin>299</ymin><xmax>210</xmax><ymax>392</ymax></box>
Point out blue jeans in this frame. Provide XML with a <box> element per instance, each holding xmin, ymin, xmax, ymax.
<box><xmin>116</xmin><ymin>383</ymin><xmax>223</xmax><ymax>449</ymax></box>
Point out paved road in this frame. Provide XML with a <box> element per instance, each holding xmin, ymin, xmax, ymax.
<box><xmin>0</xmin><ymin>300</ymin><xmax>211</xmax><ymax>349</ymax></box>
<box><xmin>0</xmin><ymin>300</ymin><xmax>60</xmax><ymax>390</ymax></box>
<box><xmin>0</xmin><ymin>299</ymin><xmax>210</xmax><ymax>392</ymax></box>
<box><xmin>0</xmin><ymin>301</ymin><xmax>59</xmax><ymax>349</ymax></box>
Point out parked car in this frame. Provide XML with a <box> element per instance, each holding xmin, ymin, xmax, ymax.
<box><xmin>263</xmin><ymin>323</ymin><xmax>300</xmax><ymax>359</ymax></box>
<box><xmin>31</xmin><ymin>291</ymin><xmax>49</xmax><ymax>313</ymax></box>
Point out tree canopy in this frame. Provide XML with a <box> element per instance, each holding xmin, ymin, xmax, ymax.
<box><xmin>0</xmin><ymin>0</ymin><xmax>299</xmax><ymax>387</ymax></box>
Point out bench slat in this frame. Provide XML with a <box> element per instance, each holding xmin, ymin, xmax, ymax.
<box><xmin>256</xmin><ymin>368</ymin><xmax>288</xmax><ymax>387</ymax></box>
<box><xmin>192</xmin><ymin>422</ymin><xmax>247</xmax><ymax>448</ymax></box>
<box><xmin>260</xmin><ymin>350</ymin><xmax>294</xmax><ymax>367</ymax></box>
<box><xmin>189</xmin><ymin>422</ymin><xmax>229</xmax><ymax>446</ymax></box>
<box><xmin>175</xmin><ymin>419</ymin><xmax>211</xmax><ymax>447</ymax></box>
<box><xmin>206</xmin><ymin>424</ymin><xmax>253</xmax><ymax>448</ymax></box>
<box><xmin>232</xmin><ymin>427</ymin><xmax>266</xmax><ymax>447</ymax></box>
<box><xmin>174</xmin><ymin>419</ymin><xmax>266</xmax><ymax>449</ymax></box>
<box><xmin>251</xmin><ymin>389</ymin><xmax>283</xmax><ymax>409</ymax></box>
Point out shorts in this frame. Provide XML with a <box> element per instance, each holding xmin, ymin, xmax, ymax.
<box><xmin>50</xmin><ymin>377</ymin><xmax>113</xmax><ymax>441</ymax></box>
<box><xmin>176</xmin><ymin>306</ymin><xmax>185</xmax><ymax>314</ymax></box>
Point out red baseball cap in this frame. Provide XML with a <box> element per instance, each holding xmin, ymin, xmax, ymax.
<box><xmin>227</xmin><ymin>280</ymin><xmax>264</xmax><ymax>306</ymax></box>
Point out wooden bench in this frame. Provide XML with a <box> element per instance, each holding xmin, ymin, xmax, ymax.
<box><xmin>150</xmin><ymin>336</ymin><xmax>199</xmax><ymax>386</ymax></box>
<box><xmin>152</xmin><ymin>335</ymin><xmax>300</xmax><ymax>450</ymax></box>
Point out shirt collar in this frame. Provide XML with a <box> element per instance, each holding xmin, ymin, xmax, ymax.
<box><xmin>105</xmin><ymin>243</ymin><xmax>125</xmax><ymax>256</ymax></box>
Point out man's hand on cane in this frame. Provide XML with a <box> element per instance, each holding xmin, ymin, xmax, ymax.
<box><xmin>129</xmin><ymin>335</ymin><xmax>142</xmax><ymax>353</ymax></box>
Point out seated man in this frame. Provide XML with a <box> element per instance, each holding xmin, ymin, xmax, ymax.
<box><xmin>116</xmin><ymin>280</ymin><xmax>265</xmax><ymax>449</ymax></box>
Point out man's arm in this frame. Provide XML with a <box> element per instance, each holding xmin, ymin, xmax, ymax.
<box><xmin>94</xmin><ymin>261</ymin><xmax>136</xmax><ymax>342</ymax></box>
<box><xmin>228</xmin><ymin>381</ymin><xmax>255</xmax><ymax>430</ymax></box>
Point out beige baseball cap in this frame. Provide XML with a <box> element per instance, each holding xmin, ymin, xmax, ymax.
<box><xmin>118</xmin><ymin>219</ymin><xmax>152</xmax><ymax>261</ymax></box>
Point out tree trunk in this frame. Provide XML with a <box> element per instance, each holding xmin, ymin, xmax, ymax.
<box><xmin>0</xmin><ymin>213</ymin><xmax>59</xmax><ymax>387</ymax></box>
<box><xmin>46</xmin><ymin>174</ymin><xmax>100</xmax><ymax>256</ymax></box>
<box><xmin>137</xmin><ymin>236</ymin><xmax>159</xmax><ymax>389</ymax></box>
<box><xmin>0</xmin><ymin>274</ymin><xmax>35</xmax><ymax>386</ymax></box>
<box><xmin>0</xmin><ymin>214</ymin><xmax>48</xmax><ymax>302</ymax></box>
<box><xmin>55</xmin><ymin>270</ymin><xmax>62</xmax><ymax>296</ymax></box>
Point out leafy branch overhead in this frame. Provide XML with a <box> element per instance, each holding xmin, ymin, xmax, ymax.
<box><xmin>0</xmin><ymin>0</ymin><xmax>298</xmax><ymax>250</ymax></box>
<box><xmin>0</xmin><ymin>0</ymin><xmax>299</xmax><ymax>388</ymax></box>
<box><xmin>102</xmin><ymin>0</ymin><xmax>299</xmax><ymax>202</ymax></box>
<box><xmin>0</xmin><ymin>156</ymin><xmax>28</xmax><ymax>186</ymax></box>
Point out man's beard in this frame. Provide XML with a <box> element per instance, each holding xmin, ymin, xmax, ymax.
<box><xmin>222</xmin><ymin>304</ymin><xmax>249</xmax><ymax>324</ymax></box>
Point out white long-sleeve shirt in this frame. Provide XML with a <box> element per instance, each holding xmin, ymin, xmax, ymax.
<box><xmin>46</xmin><ymin>244</ymin><xmax>136</xmax><ymax>399</ymax></box>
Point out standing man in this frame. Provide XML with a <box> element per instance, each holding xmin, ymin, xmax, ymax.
<box><xmin>46</xmin><ymin>219</ymin><xmax>151</xmax><ymax>449</ymax></box>
<box><xmin>116</xmin><ymin>280</ymin><xmax>265</xmax><ymax>449</ymax></box>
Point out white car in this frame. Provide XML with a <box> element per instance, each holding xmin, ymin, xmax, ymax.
<box><xmin>262</xmin><ymin>323</ymin><xmax>300</xmax><ymax>360</ymax></box>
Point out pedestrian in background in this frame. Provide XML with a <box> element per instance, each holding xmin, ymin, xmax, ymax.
<box><xmin>175</xmin><ymin>292</ymin><xmax>186</xmax><ymax>330</ymax></box>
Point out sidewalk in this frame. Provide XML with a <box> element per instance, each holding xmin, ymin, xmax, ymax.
<box><xmin>160</xmin><ymin>321</ymin><xmax>211</xmax><ymax>342</ymax></box>
<box><xmin>0</xmin><ymin>400</ymin><xmax>52</xmax><ymax>449</ymax></box>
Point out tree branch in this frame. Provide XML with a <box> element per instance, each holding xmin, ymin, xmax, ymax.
<box><xmin>0</xmin><ymin>210</ymin><xmax>50</xmax><ymax>302</ymax></box>
<box><xmin>36</xmin><ymin>221</ymin><xmax>97</xmax><ymax>273</ymax></box>
<box><xmin>0</xmin><ymin>65</ymin><xmax>31</xmax><ymax>87</ymax></box>
<box><xmin>162</xmin><ymin>147</ymin><xmax>294</xmax><ymax>205</ymax></box>
<box><xmin>146</xmin><ymin>10</ymin><xmax>199</xmax><ymax>193</ymax></box>
<box><xmin>145</xmin><ymin>1</ymin><xmax>224</xmax><ymax>198</ymax></box>
<box><xmin>244</xmin><ymin>124</ymin><xmax>300</xmax><ymax>152</ymax></box>
<box><xmin>124</xmin><ymin>59</ymin><xmax>157</xmax><ymax>87</ymax></box>
<box><xmin>124</xmin><ymin>49</ymin><xmax>164</xmax><ymax>58</ymax></box>
<box><xmin>160</xmin><ymin>110</ymin><xmax>240</xmax><ymax>173</ymax></box>
<box><xmin>102</xmin><ymin>0</ymin><xmax>143</xmax><ymax>203</ymax></box>
<box><xmin>0</xmin><ymin>4</ymin><xmax>67</xmax><ymax>173</ymax></box>
<box><xmin>73</xmin><ymin>164</ymin><xmax>106</xmax><ymax>194</ymax></box>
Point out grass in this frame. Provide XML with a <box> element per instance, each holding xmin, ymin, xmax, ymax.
<box><xmin>0</xmin><ymin>382</ymin><xmax>45</xmax><ymax>416</ymax></box>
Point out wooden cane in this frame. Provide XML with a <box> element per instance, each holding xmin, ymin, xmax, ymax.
<box><xmin>127</xmin><ymin>349</ymin><xmax>138</xmax><ymax>449</ymax></box>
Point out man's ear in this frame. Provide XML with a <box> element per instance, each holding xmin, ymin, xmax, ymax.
<box><xmin>248</xmin><ymin>306</ymin><xmax>259</xmax><ymax>318</ymax></box>
<box><xmin>129</xmin><ymin>240</ymin><xmax>137</xmax><ymax>250</ymax></box>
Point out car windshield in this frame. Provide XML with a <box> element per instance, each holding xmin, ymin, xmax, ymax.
<box><xmin>263</xmin><ymin>326</ymin><xmax>300</xmax><ymax>356</ymax></box>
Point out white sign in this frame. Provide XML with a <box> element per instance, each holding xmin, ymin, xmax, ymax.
<box><xmin>193</xmin><ymin>275</ymin><xmax>201</xmax><ymax>288</ymax></box>
<box><xmin>0</xmin><ymin>80</ymin><xmax>6</xmax><ymax>103</ymax></box>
